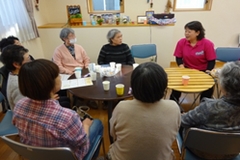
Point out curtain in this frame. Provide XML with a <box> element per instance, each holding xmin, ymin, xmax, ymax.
<box><xmin>0</xmin><ymin>0</ymin><xmax>36</xmax><ymax>42</ymax></box>
<box><xmin>23</xmin><ymin>0</ymin><xmax>40</xmax><ymax>38</ymax></box>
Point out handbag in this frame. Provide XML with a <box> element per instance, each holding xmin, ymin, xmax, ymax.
<box><xmin>72</xmin><ymin>106</ymin><xmax>93</xmax><ymax>121</ymax></box>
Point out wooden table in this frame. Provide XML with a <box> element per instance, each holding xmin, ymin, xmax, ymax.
<box><xmin>165</xmin><ymin>68</ymin><xmax>215</xmax><ymax>108</ymax></box>
<box><xmin>68</xmin><ymin>65</ymin><xmax>133</xmax><ymax>143</ymax></box>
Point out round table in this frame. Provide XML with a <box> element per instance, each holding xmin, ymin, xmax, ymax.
<box><xmin>164</xmin><ymin>67</ymin><xmax>215</xmax><ymax>108</ymax></box>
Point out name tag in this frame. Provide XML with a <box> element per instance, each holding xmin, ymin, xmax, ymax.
<box><xmin>195</xmin><ymin>51</ymin><xmax>204</xmax><ymax>56</ymax></box>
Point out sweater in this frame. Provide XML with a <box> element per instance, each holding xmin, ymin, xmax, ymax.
<box><xmin>53</xmin><ymin>44</ymin><xmax>90</xmax><ymax>74</ymax></box>
<box><xmin>97</xmin><ymin>43</ymin><xmax>135</xmax><ymax>65</ymax></box>
<box><xmin>7</xmin><ymin>73</ymin><xmax>24</xmax><ymax>110</ymax></box>
<box><xmin>109</xmin><ymin>99</ymin><xmax>181</xmax><ymax>160</ymax></box>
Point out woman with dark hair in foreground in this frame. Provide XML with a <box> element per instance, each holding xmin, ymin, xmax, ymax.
<box><xmin>109</xmin><ymin>62</ymin><xmax>181</xmax><ymax>160</ymax></box>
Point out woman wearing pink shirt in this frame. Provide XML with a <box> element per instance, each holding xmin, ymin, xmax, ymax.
<box><xmin>170</xmin><ymin>21</ymin><xmax>216</xmax><ymax>105</ymax></box>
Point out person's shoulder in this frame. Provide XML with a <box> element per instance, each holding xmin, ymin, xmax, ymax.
<box><xmin>200</xmin><ymin>38</ymin><xmax>214</xmax><ymax>45</ymax></box>
<box><xmin>54</xmin><ymin>44</ymin><xmax>65</xmax><ymax>52</ymax></box>
<box><xmin>161</xmin><ymin>99</ymin><xmax>180</xmax><ymax>109</ymax></box>
<box><xmin>177</xmin><ymin>38</ymin><xmax>188</xmax><ymax>45</ymax></box>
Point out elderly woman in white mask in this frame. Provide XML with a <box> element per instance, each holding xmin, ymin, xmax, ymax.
<box><xmin>53</xmin><ymin>28</ymin><xmax>90</xmax><ymax>74</ymax></box>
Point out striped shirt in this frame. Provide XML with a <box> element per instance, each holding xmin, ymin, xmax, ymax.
<box><xmin>13</xmin><ymin>97</ymin><xmax>89</xmax><ymax>160</ymax></box>
<box><xmin>97</xmin><ymin>43</ymin><xmax>135</xmax><ymax>65</ymax></box>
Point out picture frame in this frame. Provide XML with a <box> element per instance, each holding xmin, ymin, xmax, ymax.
<box><xmin>145</xmin><ymin>11</ymin><xmax>154</xmax><ymax>19</ymax></box>
<box><xmin>137</xmin><ymin>16</ymin><xmax>147</xmax><ymax>24</ymax></box>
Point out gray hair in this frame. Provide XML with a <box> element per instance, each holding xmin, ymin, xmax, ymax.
<box><xmin>219</xmin><ymin>61</ymin><xmax>240</xmax><ymax>102</ymax></box>
<box><xmin>107</xmin><ymin>29</ymin><xmax>121</xmax><ymax>43</ymax></box>
<box><xmin>60</xmin><ymin>28</ymin><xmax>75</xmax><ymax>41</ymax></box>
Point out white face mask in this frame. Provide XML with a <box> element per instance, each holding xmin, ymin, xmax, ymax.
<box><xmin>69</xmin><ymin>38</ymin><xmax>77</xmax><ymax>44</ymax></box>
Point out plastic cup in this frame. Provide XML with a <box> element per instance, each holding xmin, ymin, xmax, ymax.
<box><xmin>110</xmin><ymin>62</ymin><xmax>116</xmax><ymax>69</ymax></box>
<box><xmin>75</xmin><ymin>71</ymin><xmax>81</xmax><ymax>79</ymax></box>
<box><xmin>90</xmin><ymin>71</ymin><xmax>97</xmax><ymax>81</ymax></box>
<box><xmin>116</xmin><ymin>84</ymin><xmax>124</xmax><ymax>96</ymax></box>
<box><xmin>116</xmin><ymin>63</ymin><xmax>122</xmax><ymax>71</ymax></box>
<box><xmin>88</xmin><ymin>63</ymin><xmax>96</xmax><ymax>72</ymax></box>
<box><xmin>102</xmin><ymin>81</ymin><xmax>110</xmax><ymax>91</ymax></box>
<box><xmin>133</xmin><ymin>63</ymin><xmax>139</xmax><ymax>69</ymax></box>
<box><xmin>82</xmin><ymin>21</ymin><xmax>87</xmax><ymax>26</ymax></box>
<box><xmin>182</xmin><ymin>75</ymin><xmax>190</xmax><ymax>86</ymax></box>
<box><xmin>95</xmin><ymin>65</ymin><xmax>101</xmax><ymax>72</ymax></box>
<box><xmin>74</xmin><ymin>67</ymin><xmax>82</xmax><ymax>71</ymax></box>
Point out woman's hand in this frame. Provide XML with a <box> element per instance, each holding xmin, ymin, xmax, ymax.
<box><xmin>179</xmin><ymin>64</ymin><xmax>185</xmax><ymax>68</ymax></box>
<box><xmin>52</xmin><ymin>94</ymin><xmax>59</xmax><ymax>100</ymax></box>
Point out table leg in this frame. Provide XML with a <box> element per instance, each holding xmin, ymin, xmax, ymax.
<box><xmin>190</xmin><ymin>93</ymin><xmax>201</xmax><ymax>109</ymax></box>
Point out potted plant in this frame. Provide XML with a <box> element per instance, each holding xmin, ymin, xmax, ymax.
<box><xmin>69</xmin><ymin>13</ymin><xmax>82</xmax><ymax>26</ymax></box>
<box><xmin>97</xmin><ymin>18</ymin><xmax>103</xmax><ymax>25</ymax></box>
<box><xmin>115</xmin><ymin>17</ymin><xmax>120</xmax><ymax>25</ymax></box>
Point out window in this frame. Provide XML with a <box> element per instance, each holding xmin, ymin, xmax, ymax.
<box><xmin>173</xmin><ymin>0</ymin><xmax>212</xmax><ymax>11</ymax></box>
<box><xmin>0</xmin><ymin>0</ymin><xmax>38</xmax><ymax>42</ymax></box>
<box><xmin>87</xmin><ymin>0</ymin><xmax>124</xmax><ymax>13</ymax></box>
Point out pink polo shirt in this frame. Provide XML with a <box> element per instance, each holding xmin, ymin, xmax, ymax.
<box><xmin>174</xmin><ymin>38</ymin><xmax>216</xmax><ymax>70</ymax></box>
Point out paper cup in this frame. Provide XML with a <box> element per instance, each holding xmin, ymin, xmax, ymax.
<box><xmin>133</xmin><ymin>63</ymin><xmax>139</xmax><ymax>70</ymax></box>
<box><xmin>182</xmin><ymin>75</ymin><xmax>190</xmax><ymax>86</ymax></box>
<box><xmin>110</xmin><ymin>62</ymin><xmax>116</xmax><ymax>69</ymax></box>
<box><xmin>90</xmin><ymin>71</ymin><xmax>97</xmax><ymax>81</ymax></box>
<box><xmin>75</xmin><ymin>71</ymin><xmax>81</xmax><ymax>79</ymax></box>
<box><xmin>102</xmin><ymin>81</ymin><xmax>110</xmax><ymax>91</ymax></box>
<box><xmin>116</xmin><ymin>63</ymin><xmax>122</xmax><ymax>71</ymax></box>
<box><xmin>116</xmin><ymin>84</ymin><xmax>124</xmax><ymax>96</ymax></box>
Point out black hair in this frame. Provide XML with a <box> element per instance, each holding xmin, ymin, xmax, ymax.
<box><xmin>0</xmin><ymin>36</ymin><xmax>19</xmax><ymax>52</ymax></box>
<box><xmin>131</xmin><ymin>62</ymin><xmax>168</xmax><ymax>103</ymax></box>
<box><xmin>19</xmin><ymin>59</ymin><xmax>59</xmax><ymax>100</ymax></box>
<box><xmin>184</xmin><ymin>21</ymin><xmax>205</xmax><ymax>40</ymax></box>
<box><xmin>0</xmin><ymin>45</ymin><xmax>28</xmax><ymax>71</ymax></box>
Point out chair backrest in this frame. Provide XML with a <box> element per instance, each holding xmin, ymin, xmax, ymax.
<box><xmin>0</xmin><ymin>110</ymin><xmax>18</xmax><ymax>136</ymax></box>
<box><xmin>216</xmin><ymin>47</ymin><xmax>240</xmax><ymax>62</ymax></box>
<box><xmin>1</xmin><ymin>136</ymin><xmax>78</xmax><ymax>160</ymax></box>
<box><xmin>131</xmin><ymin>44</ymin><xmax>157</xmax><ymax>61</ymax></box>
<box><xmin>184</xmin><ymin>127</ymin><xmax>240</xmax><ymax>155</ymax></box>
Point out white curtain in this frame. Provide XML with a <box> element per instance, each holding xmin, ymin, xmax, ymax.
<box><xmin>0</xmin><ymin>0</ymin><xmax>36</xmax><ymax>42</ymax></box>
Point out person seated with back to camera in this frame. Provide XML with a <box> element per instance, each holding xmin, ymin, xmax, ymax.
<box><xmin>108</xmin><ymin>62</ymin><xmax>181</xmax><ymax>160</ymax></box>
<box><xmin>97</xmin><ymin>29</ymin><xmax>135</xmax><ymax>65</ymax></box>
<box><xmin>13</xmin><ymin>59</ymin><xmax>103</xmax><ymax>160</ymax></box>
<box><xmin>181</xmin><ymin>61</ymin><xmax>240</xmax><ymax>159</ymax></box>
<box><xmin>0</xmin><ymin>45</ymin><xmax>70</xmax><ymax>110</ymax></box>
<box><xmin>53</xmin><ymin>28</ymin><xmax>98</xmax><ymax>109</ymax></box>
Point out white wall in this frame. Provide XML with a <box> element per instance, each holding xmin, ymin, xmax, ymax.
<box><xmin>34</xmin><ymin>0</ymin><xmax>240</xmax><ymax>67</ymax></box>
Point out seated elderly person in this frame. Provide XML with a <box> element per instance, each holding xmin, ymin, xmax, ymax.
<box><xmin>97</xmin><ymin>29</ymin><xmax>135</xmax><ymax>65</ymax></box>
<box><xmin>109</xmin><ymin>62</ymin><xmax>180</xmax><ymax>160</ymax></box>
<box><xmin>53</xmin><ymin>28</ymin><xmax>90</xmax><ymax>74</ymax></box>
<box><xmin>181</xmin><ymin>61</ymin><xmax>240</xmax><ymax>159</ymax></box>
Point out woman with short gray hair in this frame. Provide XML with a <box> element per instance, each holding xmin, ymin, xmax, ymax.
<box><xmin>97</xmin><ymin>29</ymin><xmax>135</xmax><ymax>65</ymax></box>
<box><xmin>53</xmin><ymin>28</ymin><xmax>90</xmax><ymax>74</ymax></box>
<box><xmin>181</xmin><ymin>61</ymin><xmax>240</xmax><ymax>159</ymax></box>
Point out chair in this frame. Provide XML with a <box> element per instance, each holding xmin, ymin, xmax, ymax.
<box><xmin>0</xmin><ymin>66</ymin><xmax>10</xmax><ymax>112</ymax></box>
<box><xmin>216</xmin><ymin>47</ymin><xmax>240</xmax><ymax>62</ymax></box>
<box><xmin>0</xmin><ymin>110</ymin><xmax>18</xmax><ymax>136</ymax></box>
<box><xmin>1</xmin><ymin>134</ymin><xmax>105</xmax><ymax>160</ymax></box>
<box><xmin>176</xmin><ymin>127</ymin><xmax>240</xmax><ymax>160</ymax></box>
<box><xmin>131</xmin><ymin>44</ymin><xmax>157</xmax><ymax>62</ymax></box>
